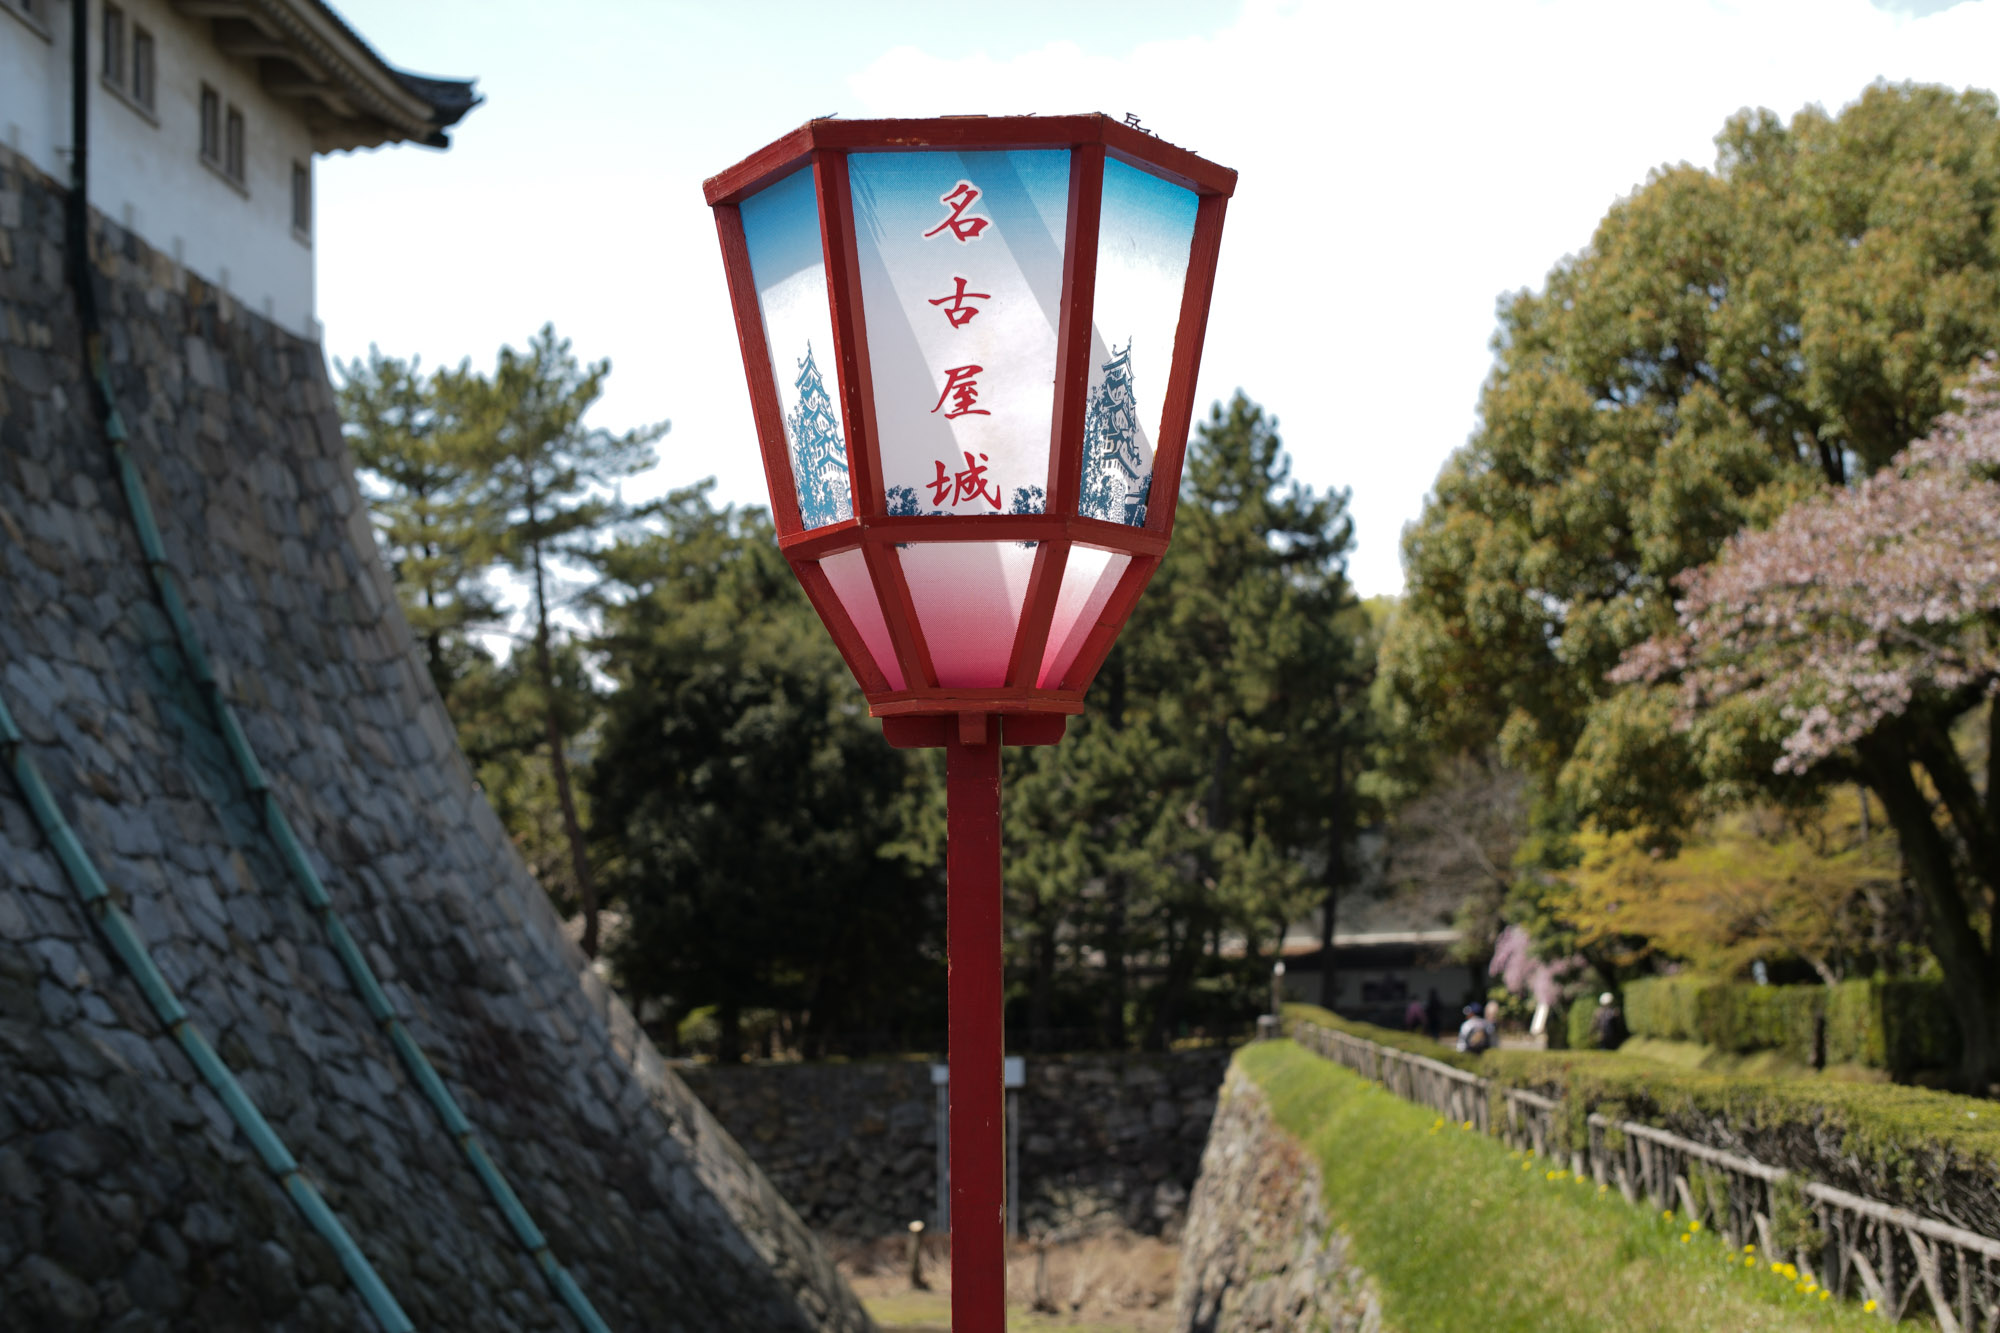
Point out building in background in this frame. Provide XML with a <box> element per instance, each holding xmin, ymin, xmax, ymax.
<box><xmin>1</xmin><ymin>0</ymin><xmax>473</xmax><ymax>338</ymax></box>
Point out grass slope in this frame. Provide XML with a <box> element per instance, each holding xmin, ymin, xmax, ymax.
<box><xmin>1239</xmin><ymin>1040</ymin><xmax>1879</xmax><ymax>1333</ymax></box>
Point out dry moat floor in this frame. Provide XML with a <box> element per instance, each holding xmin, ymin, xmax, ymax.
<box><xmin>837</xmin><ymin>1231</ymin><xmax>1180</xmax><ymax>1332</ymax></box>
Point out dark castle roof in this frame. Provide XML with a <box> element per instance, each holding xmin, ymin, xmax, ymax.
<box><xmin>172</xmin><ymin>0</ymin><xmax>480</xmax><ymax>151</ymax></box>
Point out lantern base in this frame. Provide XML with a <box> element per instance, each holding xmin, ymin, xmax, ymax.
<box><xmin>882</xmin><ymin>714</ymin><xmax>1066</xmax><ymax>749</ymax></box>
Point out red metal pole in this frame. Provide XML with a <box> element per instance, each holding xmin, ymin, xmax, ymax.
<box><xmin>946</xmin><ymin>718</ymin><xmax>1005</xmax><ymax>1333</ymax></box>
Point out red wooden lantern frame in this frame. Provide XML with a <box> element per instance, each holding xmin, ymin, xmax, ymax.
<box><xmin>706</xmin><ymin>116</ymin><xmax>1234</xmax><ymax>1333</ymax></box>
<box><xmin>705</xmin><ymin>116</ymin><xmax>1235</xmax><ymax>751</ymax></box>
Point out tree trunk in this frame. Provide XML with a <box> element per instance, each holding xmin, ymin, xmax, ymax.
<box><xmin>1319</xmin><ymin>737</ymin><xmax>1347</xmax><ymax>1010</ymax></box>
<box><xmin>1029</xmin><ymin>902</ymin><xmax>1055</xmax><ymax>1053</ymax></box>
<box><xmin>1144</xmin><ymin>919</ymin><xmax>1199</xmax><ymax>1053</ymax></box>
<box><xmin>525</xmin><ymin>480</ymin><xmax>601</xmax><ymax>958</ymax></box>
<box><xmin>717</xmin><ymin>998</ymin><xmax>742</xmax><ymax>1065</ymax></box>
<box><xmin>1859</xmin><ymin>727</ymin><xmax>2000</xmax><ymax>1090</ymax></box>
<box><xmin>1102</xmin><ymin>873</ymin><xmax>1127</xmax><ymax>1051</ymax></box>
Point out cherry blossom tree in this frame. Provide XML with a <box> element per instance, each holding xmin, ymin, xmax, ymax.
<box><xmin>1620</xmin><ymin>367</ymin><xmax>2000</xmax><ymax>1086</ymax></box>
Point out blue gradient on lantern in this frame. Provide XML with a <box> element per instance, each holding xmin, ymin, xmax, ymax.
<box><xmin>740</xmin><ymin>165</ymin><xmax>822</xmax><ymax>287</ymax></box>
<box><xmin>1081</xmin><ymin>158</ymin><xmax>1198</xmax><ymax>527</ymax></box>
<box><xmin>1100</xmin><ymin>157</ymin><xmax>1198</xmax><ymax>266</ymax></box>
<box><xmin>740</xmin><ymin>166</ymin><xmax>854</xmax><ymax>531</ymax></box>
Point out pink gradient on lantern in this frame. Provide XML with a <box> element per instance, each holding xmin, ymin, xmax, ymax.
<box><xmin>820</xmin><ymin>548</ymin><xmax>906</xmax><ymax>690</ymax></box>
<box><xmin>1038</xmin><ymin>545</ymin><xmax>1131</xmax><ymax>688</ymax></box>
<box><xmin>897</xmin><ymin>541</ymin><xmax>1036</xmax><ymax>688</ymax></box>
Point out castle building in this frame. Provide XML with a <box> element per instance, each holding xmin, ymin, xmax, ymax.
<box><xmin>1</xmin><ymin>0</ymin><xmax>473</xmax><ymax>338</ymax></box>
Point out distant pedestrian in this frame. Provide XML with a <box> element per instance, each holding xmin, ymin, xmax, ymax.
<box><xmin>1404</xmin><ymin>997</ymin><xmax>1427</xmax><ymax>1032</ymax></box>
<box><xmin>1457</xmin><ymin>1004</ymin><xmax>1495</xmax><ymax>1054</ymax></box>
<box><xmin>1591</xmin><ymin>992</ymin><xmax>1626</xmax><ymax>1050</ymax></box>
<box><xmin>1424</xmin><ymin>989</ymin><xmax>1444</xmax><ymax>1042</ymax></box>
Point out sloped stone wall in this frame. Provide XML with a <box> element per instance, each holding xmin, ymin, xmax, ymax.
<box><xmin>679</xmin><ymin>1046</ymin><xmax>1229</xmax><ymax>1241</ymax></box>
<box><xmin>1173</xmin><ymin>1062</ymin><xmax>1380</xmax><ymax>1333</ymax></box>
<box><xmin>0</xmin><ymin>146</ymin><xmax>870</xmax><ymax>1333</ymax></box>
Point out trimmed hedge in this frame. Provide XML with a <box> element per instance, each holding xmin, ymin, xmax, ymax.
<box><xmin>1622</xmin><ymin>977</ymin><xmax>1957</xmax><ymax>1075</ymax></box>
<box><xmin>1282</xmin><ymin>1003</ymin><xmax>2000</xmax><ymax>1239</ymax></box>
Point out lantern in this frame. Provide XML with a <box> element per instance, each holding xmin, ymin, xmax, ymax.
<box><xmin>704</xmin><ymin>116</ymin><xmax>1234</xmax><ymax>1332</ymax></box>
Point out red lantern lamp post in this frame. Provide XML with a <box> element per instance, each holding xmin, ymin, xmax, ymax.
<box><xmin>704</xmin><ymin>116</ymin><xmax>1234</xmax><ymax>1332</ymax></box>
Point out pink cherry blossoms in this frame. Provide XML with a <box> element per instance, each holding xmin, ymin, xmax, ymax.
<box><xmin>1616</xmin><ymin>365</ymin><xmax>2000</xmax><ymax>774</ymax></box>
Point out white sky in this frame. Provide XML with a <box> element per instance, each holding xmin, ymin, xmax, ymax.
<box><xmin>318</xmin><ymin>0</ymin><xmax>2000</xmax><ymax>599</ymax></box>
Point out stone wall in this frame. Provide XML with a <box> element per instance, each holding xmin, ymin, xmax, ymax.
<box><xmin>679</xmin><ymin>1047</ymin><xmax>1231</xmax><ymax>1242</ymax></box>
<box><xmin>0</xmin><ymin>146</ymin><xmax>870</xmax><ymax>1332</ymax></box>
<box><xmin>1173</xmin><ymin>1061</ymin><xmax>1380</xmax><ymax>1333</ymax></box>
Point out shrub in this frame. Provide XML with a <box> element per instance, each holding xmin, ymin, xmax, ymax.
<box><xmin>1564</xmin><ymin>999</ymin><xmax>1593</xmax><ymax>1051</ymax></box>
<box><xmin>1623</xmin><ymin>977</ymin><xmax>1953</xmax><ymax>1073</ymax></box>
<box><xmin>1623</xmin><ymin>977</ymin><xmax>1702</xmax><ymax>1042</ymax></box>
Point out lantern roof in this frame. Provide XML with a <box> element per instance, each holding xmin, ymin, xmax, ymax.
<box><xmin>704</xmin><ymin>114</ymin><xmax>1236</xmax><ymax>208</ymax></box>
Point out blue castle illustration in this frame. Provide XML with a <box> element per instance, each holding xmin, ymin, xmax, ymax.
<box><xmin>1078</xmin><ymin>341</ymin><xmax>1150</xmax><ymax>526</ymax></box>
<box><xmin>788</xmin><ymin>343</ymin><xmax>853</xmax><ymax>528</ymax></box>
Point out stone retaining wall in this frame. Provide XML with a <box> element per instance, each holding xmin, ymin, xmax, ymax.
<box><xmin>0</xmin><ymin>146</ymin><xmax>868</xmax><ymax>1332</ymax></box>
<box><xmin>679</xmin><ymin>1047</ymin><xmax>1231</xmax><ymax>1242</ymax></box>
<box><xmin>1173</xmin><ymin>1061</ymin><xmax>1380</xmax><ymax>1332</ymax></box>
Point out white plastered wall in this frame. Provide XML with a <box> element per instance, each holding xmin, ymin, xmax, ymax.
<box><xmin>2</xmin><ymin>0</ymin><xmax>317</xmax><ymax>338</ymax></box>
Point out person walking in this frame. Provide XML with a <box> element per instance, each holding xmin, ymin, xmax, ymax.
<box><xmin>1423</xmin><ymin>989</ymin><xmax>1444</xmax><ymax>1042</ymax></box>
<box><xmin>1404</xmin><ymin>996</ymin><xmax>1427</xmax><ymax>1032</ymax></box>
<box><xmin>1457</xmin><ymin>1004</ymin><xmax>1495</xmax><ymax>1054</ymax></box>
<box><xmin>1590</xmin><ymin>992</ymin><xmax>1626</xmax><ymax>1050</ymax></box>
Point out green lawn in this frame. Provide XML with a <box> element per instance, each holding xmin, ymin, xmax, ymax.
<box><xmin>1238</xmin><ymin>1040</ymin><xmax>1883</xmax><ymax>1333</ymax></box>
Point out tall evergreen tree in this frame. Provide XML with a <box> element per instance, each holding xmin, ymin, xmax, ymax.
<box><xmin>336</xmin><ymin>347</ymin><xmax>498</xmax><ymax>701</ymax></box>
<box><xmin>442</xmin><ymin>324</ymin><xmax>669</xmax><ymax>958</ymax></box>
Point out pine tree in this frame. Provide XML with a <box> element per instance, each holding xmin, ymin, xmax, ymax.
<box><xmin>336</xmin><ymin>347</ymin><xmax>499</xmax><ymax>702</ymax></box>
<box><xmin>443</xmin><ymin>325</ymin><xmax>668</xmax><ymax>959</ymax></box>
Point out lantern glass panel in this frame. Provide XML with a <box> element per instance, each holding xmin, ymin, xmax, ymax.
<box><xmin>1038</xmin><ymin>544</ymin><xmax>1131</xmax><ymax>687</ymax></box>
<box><xmin>849</xmin><ymin>150</ymin><xmax>1071</xmax><ymax>519</ymax></box>
<box><xmin>741</xmin><ymin>166</ymin><xmax>854</xmax><ymax>530</ymax></box>
<box><xmin>896</xmin><ymin>541</ymin><xmax>1037</xmax><ymax>687</ymax></box>
<box><xmin>1078</xmin><ymin>159</ymin><xmax>1198</xmax><ymax>527</ymax></box>
<box><xmin>818</xmin><ymin>548</ymin><xmax>906</xmax><ymax>690</ymax></box>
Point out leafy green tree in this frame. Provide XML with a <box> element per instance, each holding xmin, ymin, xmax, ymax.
<box><xmin>1619</xmin><ymin>378</ymin><xmax>2000</xmax><ymax>1083</ymax></box>
<box><xmin>589</xmin><ymin>488</ymin><xmax>941</xmax><ymax>1062</ymax></box>
<box><xmin>336</xmin><ymin>347</ymin><xmax>498</xmax><ymax>701</ymax></box>
<box><xmin>441</xmin><ymin>325</ymin><xmax>669</xmax><ymax>958</ymax></box>
<box><xmin>1386</xmin><ymin>83</ymin><xmax>2000</xmax><ymax>821</ymax></box>
<box><xmin>1387</xmin><ymin>81</ymin><xmax>2000</xmax><ymax>1081</ymax></box>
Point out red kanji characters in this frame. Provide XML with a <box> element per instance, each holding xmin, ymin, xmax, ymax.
<box><xmin>928</xmin><ymin>276</ymin><xmax>990</xmax><ymax>329</ymax></box>
<box><xmin>922</xmin><ymin>181</ymin><xmax>990</xmax><ymax>243</ymax></box>
<box><xmin>928</xmin><ymin>451</ymin><xmax>1003</xmax><ymax>510</ymax></box>
<box><xmin>931</xmin><ymin>364</ymin><xmax>989</xmax><ymax>420</ymax></box>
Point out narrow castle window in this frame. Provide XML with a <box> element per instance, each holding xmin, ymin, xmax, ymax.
<box><xmin>1</xmin><ymin>0</ymin><xmax>52</xmax><ymax>41</ymax></box>
<box><xmin>200</xmin><ymin>85</ymin><xmax>221</xmax><ymax>162</ymax></box>
<box><xmin>292</xmin><ymin>162</ymin><xmax>311</xmax><ymax>239</ymax></box>
<box><xmin>225</xmin><ymin>107</ymin><xmax>245</xmax><ymax>182</ymax></box>
<box><xmin>132</xmin><ymin>26</ymin><xmax>154</xmax><ymax>110</ymax></box>
<box><xmin>101</xmin><ymin>4</ymin><xmax>125</xmax><ymax>85</ymax></box>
